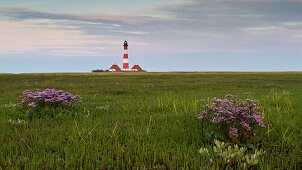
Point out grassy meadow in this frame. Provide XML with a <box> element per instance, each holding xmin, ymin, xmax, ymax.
<box><xmin>0</xmin><ymin>72</ymin><xmax>301</xmax><ymax>169</ymax></box>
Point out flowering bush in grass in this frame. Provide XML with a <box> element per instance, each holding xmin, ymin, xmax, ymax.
<box><xmin>20</xmin><ymin>89</ymin><xmax>82</xmax><ymax>119</ymax></box>
<box><xmin>199</xmin><ymin>94</ymin><xmax>265</xmax><ymax>144</ymax></box>
<box><xmin>21</xmin><ymin>89</ymin><xmax>82</xmax><ymax>108</ymax></box>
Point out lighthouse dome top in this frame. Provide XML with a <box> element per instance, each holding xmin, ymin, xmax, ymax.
<box><xmin>124</xmin><ymin>40</ymin><xmax>128</xmax><ymax>47</ymax></box>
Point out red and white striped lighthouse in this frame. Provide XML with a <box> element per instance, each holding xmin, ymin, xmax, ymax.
<box><xmin>123</xmin><ymin>40</ymin><xmax>129</xmax><ymax>71</ymax></box>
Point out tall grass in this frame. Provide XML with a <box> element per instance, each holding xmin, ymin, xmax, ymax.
<box><xmin>0</xmin><ymin>72</ymin><xmax>301</xmax><ymax>168</ymax></box>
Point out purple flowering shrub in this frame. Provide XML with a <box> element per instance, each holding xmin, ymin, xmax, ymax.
<box><xmin>21</xmin><ymin>89</ymin><xmax>82</xmax><ymax>108</ymax></box>
<box><xmin>199</xmin><ymin>94</ymin><xmax>265</xmax><ymax>144</ymax></box>
<box><xmin>20</xmin><ymin>89</ymin><xmax>83</xmax><ymax>119</ymax></box>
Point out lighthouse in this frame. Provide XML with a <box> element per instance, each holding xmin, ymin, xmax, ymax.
<box><xmin>107</xmin><ymin>40</ymin><xmax>146</xmax><ymax>72</ymax></box>
<box><xmin>123</xmin><ymin>40</ymin><xmax>129</xmax><ymax>71</ymax></box>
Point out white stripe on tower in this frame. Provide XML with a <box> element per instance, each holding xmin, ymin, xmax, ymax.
<box><xmin>123</xmin><ymin>40</ymin><xmax>129</xmax><ymax>71</ymax></box>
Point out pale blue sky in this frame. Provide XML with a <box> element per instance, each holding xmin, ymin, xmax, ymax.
<box><xmin>0</xmin><ymin>0</ymin><xmax>302</xmax><ymax>73</ymax></box>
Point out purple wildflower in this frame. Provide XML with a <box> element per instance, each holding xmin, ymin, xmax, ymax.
<box><xmin>28</xmin><ymin>102</ymin><xmax>37</xmax><ymax>108</ymax></box>
<box><xmin>199</xmin><ymin>112</ymin><xmax>207</xmax><ymax>119</ymax></box>
<box><xmin>240</xmin><ymin>121</ymin><xmax>251</xmax><ymax>131</ymax></box>
<box><xmin>21</xmin><ymin>89</ymin><xmax>83</xmax><ymax>108</ymax></box>
<box><xmin>225</xmin><ymin>94</ymin><xmax>233</xmax><ymax>98</ymax></box>
<box><xmin>229</xmin><ymin>127</ymin><xmax>238</xmax><ymax>138</ymax></box>
<box><xmin>199</xmin><ymin>94</ymin><xmax>265</xmax><ymax>142</ymax></box>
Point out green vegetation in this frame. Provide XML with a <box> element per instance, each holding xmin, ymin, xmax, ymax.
<box><xmin>0</xmin><ymin>72</ymin><xmax>301</xmax><ymax>169</ymax></box>
<box><xmin>199</xmin><ymin>140</ymin><xmax>265</xmax><ymax>169</ymax></box>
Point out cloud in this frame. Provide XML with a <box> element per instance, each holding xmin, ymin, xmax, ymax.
<box><xmin>0</xmin><ymin>7</ymin><xmax>154</xmax><ymax>57</ymax></box>
<box><xmin>152</xmin><ymin>0</ymin><xmax>302</xmax><ymax>40</ymax></box>
<box><xmin>0</xmin><ymin>7</ymin><xmax>152</xmax><ymax>36</ymax></box>
<box><xmin>0</xmin><ymin>18</ymin><xmax>122</xmax><ymax>57</ymax></box>
<box><xmin>155</xmin><ymin>0</ymin><xmax>302</xmax><ymax>24</ymax></box>
<box><xmin>0</xmin><ymin>0</ymin><xmax>302</xmax><ymax>58</ymax></box>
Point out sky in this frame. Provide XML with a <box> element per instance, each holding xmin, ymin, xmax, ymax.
<box><xmin>0</xmin><ymin>0</ymin><xmax>302</xmax><ymax>73</ymax></box>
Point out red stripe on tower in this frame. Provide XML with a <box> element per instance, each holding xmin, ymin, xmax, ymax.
<box><xmin>123</xmin><ymin>40</ymin><xmax>129</xmax><ymax>71</ymax></box>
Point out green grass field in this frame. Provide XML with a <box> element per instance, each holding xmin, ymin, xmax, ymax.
<box><xmin>0</xmin><ymin>72</ymin><xmax>301</xmax><ymax>169</ymax></box>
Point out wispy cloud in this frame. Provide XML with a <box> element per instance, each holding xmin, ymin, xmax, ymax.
<box><xmin>0</xmin><ymin>18</ymin><xmax>121</xmax><ymax>56</ymax></box>
<box><xmin>0</xmin><ymin>7</ymin><xmax>152</xmax><ymax>35</ymax></box>
<box><xmin>0</xmin><ymin>0</ymin><xmax>302</xmax><ymax>57</ymax></box>
<box><xmin>0</xmin><ymin>7</ymin><xmax>153</xmax><ymax>57</ymax></box>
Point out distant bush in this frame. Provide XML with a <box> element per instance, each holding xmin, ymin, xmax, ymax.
<box><xmin>199</xmin><ymin>94</ymin><xmax>265</xmax><ymax>144</ymax></box>
<box><xmin>20</xmin><ymin>89</ymin><xmax>82</xmax><ymax>119</ymax></box>
<box><xmin>92</xmin><ymin>69</ymin><xmax>109</xmax><ymax>72</ymax></box>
